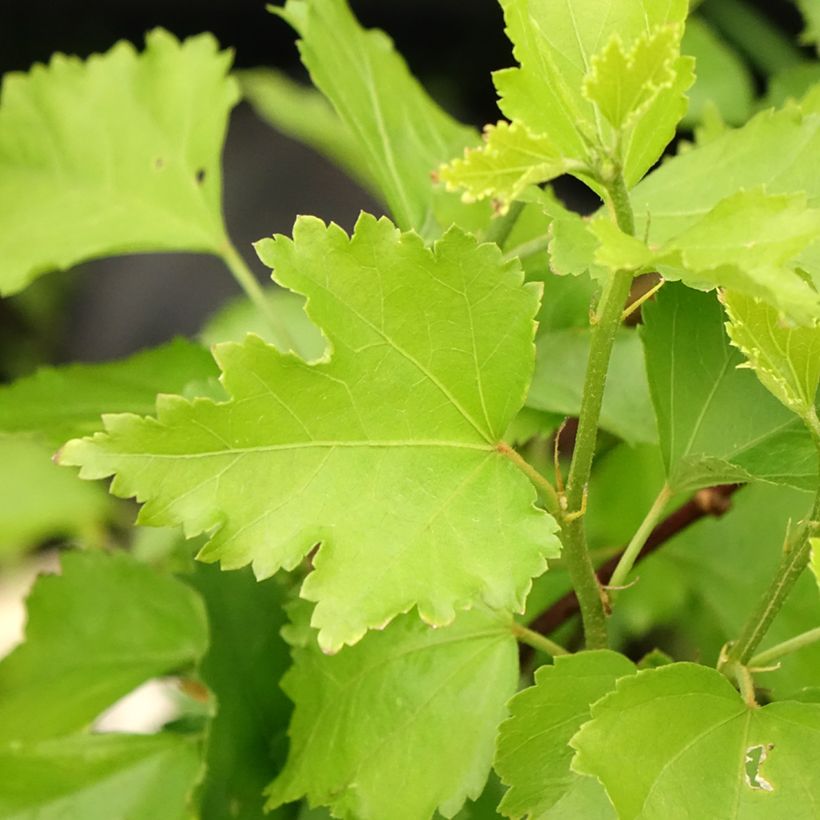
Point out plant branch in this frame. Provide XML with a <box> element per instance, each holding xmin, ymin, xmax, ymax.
<box><xmin>749</xmin><ymin>627</ymin><xmax>820</xmax><ymax>669</ymax></box>
<box><xmin>556</xmin><ymin>173</ymin><xmax>635</xmax><ymax>650</ymax></box>
<box><xmin>525</xmin><ymin>484</ymin><xmax>741</xmax><ymax>641</ymax></box>
<box><xmin>502</xmin><ymin>234</ymin><xmax>550</xmax><ymax>264</ymax></box>
<box><xmin>483</xmin><ymin>200</ymin><xmax>526</xmax><ymax>249</ymax></box>
<box><xmin>608</xmin><ymin>485</ymin><xmax>671</xmax><ymax>591</ymax></box>
<box><xmin>509</xmin><ymin>621</ymin><xmax>569</xmax><ymax>657</ymax></box>
<box><xmin>219</xmin><ymin>239</ymin><xmax>297</xmax><ymax>349</ymax></box>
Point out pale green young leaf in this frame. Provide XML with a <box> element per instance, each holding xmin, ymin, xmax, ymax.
<box><xmin>681</xmin><ymin>18</ymin><xmax>754</xmax><ymax>127</ymax></box>
<box><xmin>275</xmin><ymin>0</ymin><xmax>488</xmax><ymax>236</ymax></box>
<box><xmin>60</xmin><ymin>215</ymin><xmax>558</xmax><ymax>652</ymax></box>
<box><xmin>189</xmin><ymin>564</ymin><xmax>293</xmax><ymax>820</ymax></box>
<box><xmin>641</xmin><ymin>285</ymin><xmax>817</xmax><ymax>492</ymax></box>
<box><xmin>811</xmin><ymin>537</ymin><xmax>820</xmax><ymax>591</ymax></box>
<box><xmin>495</xmin><ymin>0</ymin><xmax>691</xmax><ymax>186</ymax></box>
<box><xmin>527</xmin><ymin>328</ymin><xmax>657</xmax><ymax>445</ymax></box>
<box><xmin>496</xmin><ymin>651</ymin><xmax>632</xmax><ymax>819</ymax></box>
<box><xmin>571</xmin><ymin>664</ymin><xmax>820</xmax><ymax>818</ymax></box>
<box><xmin>0</xmin><ymin>550</ymin><xmax>208</xmax><ymax>743</ymax></box>
<box><xmin>268</xmin><ymin>608</ymin><xmax>517</xmax><ymax>820</ymax></box>
<box><xmin>582</xmin><ymin>26</ymin><xmax>680</xmax><ymax>130</ymax></box>
<box><xmin>0</xmin><ymin>434</ymin><xmax>111</xmax><ymax>559</ymax></box>
<box><xmin>200</xmin><ymin>288</ymin><xmax>326</xmax><ymax>359</ymax></box>
<box><xmin>724</xmin><ymin>292</ymin><xmax>820</xmax><ymax>431</ymax></box>
<box><xmin>0</xmin><ymin>30</ymin><xmax>238</xmax><ymax>296</ymax></box>
<box><xmin>0</xmin><ymin>339</ymin><xmax>218</xmax><ymax>447</ymax></box>
<box><xmin>439</xmin><ymin>121</ymin><xmax>571</xmax><ymax>212</ymax></box>
<box><xmin>0</xmin><ymin>733</ymin><xmax>202</xmax><ymax>820</ymax></box>
<box><xmin>240</xmin><ymin>68</ymin><xmax>381</xmax><ymax>198</ymax></box>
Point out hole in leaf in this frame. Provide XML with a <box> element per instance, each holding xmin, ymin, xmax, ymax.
<box><xmin>195</xmin><ymin>168</ymin><xmax>206</xmax><ymax>185</ymax></box>
<box><xmin>744</xmin><ymin>743</ymin><xmax>775</xmax><ymax>792</ymax></box>
<box><xmin>154</xmin><ymin>157</ymin><xmax>165</xmax><ymax>170</ymax></box>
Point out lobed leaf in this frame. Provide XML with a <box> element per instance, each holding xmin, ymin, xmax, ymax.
<box><xmin>723</xmin><ymin>292</ymin><xmax>820</xmax><ymax>433</ymax></box>
<box><xmin>268</xmin><ymin>606</ymin><xmax>518</xmax><ymax>820</ymax></box>
<box><xmin>60</xmin><ymin>214</ymin><xmax>559</xmax><ymax>652</ymax></box>
<box><xmin>571</xmin><ymin>663</ymin><xmax>820</xmax><ymax>818</ymax></box>
<box><xmin>496</xmin><ymin>651</ymin><xmax>633</xmax><ymax>819</ymax></box>
<box><xmin>641</xmin><ymin>284</ymin><xmax>817</xmax><ymax>492</ymax></box>
<box><xmin>274</xmin><ymin>0</ymin><xmax>488</xmax><ymax>237</ymax></box>
<box><xmin>0</xmin><ymin>29</ymin><xmax>238</xmax><ymax>295</ymax></box>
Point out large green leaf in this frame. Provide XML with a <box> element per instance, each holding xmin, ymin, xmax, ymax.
<box><xmin>0</xmin><ymin>733</ymin><xmax>202</xmax><ymax>820</ymax></box>
<box><xmin>724</xmin><ymin>292</ymin><xmax>820</xmax><ymax>433</ymax></box>
<box><xmin>274</xmin><ymin>0</ymin><xmax>487</xmax><ymax>236</ymax></box>
<box><xmin>60</xmin><ymin>215</ymin><xmax>558</xmax><ymax>652</ymax></box>
<box><xmin>267</xmin><ymin>607</ymin><xmax>518</xmax><ymax>820</ymax></box>
<box><xmin>0</xmin><ymin>434</ymin><xmax>111</xmax><ymax>559</ymax></box>
<box><xmin>796</xmin><ymin>0</ymin><xmax>820</xmax><ymax>49</ymax></box>
<box><xmin>496</xmin><ymin>651</ymin><xmax>632</xmax><ymax>819</ymax></box>
<box><xmin>494</xmin><ymin>0</ymin><xmax>692</xmax><ymax>187</ymax></box>
<box><xmin>527</xmin><ymin>328</ymin><xmax>656</xmax><ymax>445</ymax></box>
<box><xmin>0</xmin><ymin>339</ymin><xmax>218</xmax><ymax>447</ymax></box>
<box><xmin>189</xmin><ymin>564</ymin><xmax>294</xmax><ymax>820</ymax></box>
<box><xmin>641</xmin><ymin>284</ymin><xmax>817</xmax><ymax>492</ymax></box>
<box><xmin>0</xmin><ymin>550</ymin><xmax>208</xmax><ymax>743</ymax></box>
<box><xmin>0</xmin><ymin>29</ymin><xmax>238</xmax><ymax>296</ymax></box>
<box><xmin>571</xmin><ymin>663</ymin><xmax>820</xmax><ymax>818</ymax></box>
<box><xmin>240</xmin><ymin>68</ymin><xmax>380</xmax><ymax>198</ymax></box>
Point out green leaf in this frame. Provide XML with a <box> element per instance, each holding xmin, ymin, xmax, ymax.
<box><xmin>0</xmin><ymin>29</ymin><xmax>238</xmax><ymax>296</ymax></box>
<box><xmin>495</xmin><ymin>0</ymin><xmax>692</xmax><ymax>186</ymax></box>
<box><xmin>0</xmin><ymin>339</ymin><xmax>218</xmax><ymax>447</ymax></box>
<box><xmin>240</xmin><ymin>68</ymin><xmax>381</xmax><ymax>198</ymax></box>
<box><xmin>527</xmin><ymin>328</ymin><xmax>657</xmax><ymax>445</ymax></box>
<box><xmin>641</xmin><ymin>284</ymin><xmax>818</xmax><ymax>492</ymax></box>
<box><xmin>593</xmin><ymin>189</ymin><xmax>820</xmax><ymax>324</ymax></box>
<box><xmin>0</xmin><ymin>550</ymin><xmax>208</xmax><ymax>743</ymax></box>
<box><xmin>762</xmin><ymin>63</ymin><xmax>820</xmax><ymax>110</ymax></box>
<box><xmin>724</xmin><ymin>292</ymin><xmax>820</xmax><ymax>432</ymax></box>
<box><xmin>0</xmin><ymin>733</ymin><xmax>202</xmax><ymax>820</ymax></box>
<box><xmin>681</xmin><ymin>18</ymin><xmax>754</xmax><ymax>127</ymax></box>
<box><xmin>189</xmin><ymin>564</ymin><xmax>293</xmax><ymax>820</ymax></box>
<box><xmin>631</xmin><ymin>106</ymin><xmax>820</xmax><ymax>281</ymax></box>
<box><xmin>796</xmin><ymin>0</ymin><xmax>820</xmax><ymax>50</ymax></box>
<box><xmin>267</xmin><ymin>608</ymin><xmax>518</xmax><ymax>820</ymax></box>
<box><xmin>811</xmin><ymin>537</ymin><xmax>820</xmax><ymax>591</ymax></box>
<box><xmin>0</xmin><ymin>434</ymin><xmax>111</xmax><ymax>559</ymax></box>
<box><xmin>571</xmin><ymin>663</ymin><xmax>820</xmax><ymax>818</ymax></box>
<box><xmin>200</xmin><ymin>288</ymin><xmax>326</xmax><ymax>360</ymax></box>
<box><xmin>439</xmin><ymin>121</ymin><xmax>571</xmax><ymax>212</ymax></box>
<box><xmin>496</xmin><ymin>651</ymin><xmax>632</xmax><ymax>819</ymax></box>
<box><xmin>60</xmin><ymin>215</ymin><xmax>559</xmax><ymax>652</ymax></box>
<box><xmin>274</xmin><ymin>0</ymin><xmax>487</xmax><ymax>236</ymax></box>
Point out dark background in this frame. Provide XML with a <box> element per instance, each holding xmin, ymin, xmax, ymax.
<box><xmin>0</xmin><ymin>0</ymin><xmax>807</xmax><ymax>366</ymax></box>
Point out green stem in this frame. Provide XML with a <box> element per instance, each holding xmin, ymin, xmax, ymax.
<box><xmin>749</xmin><ymin>627</ymin><xmax>820</xmax><ymax>669</ymax></box>
<box><xmin>608</xmin><ymin>485</ymin><xmax>671</xmax><ymax>591</ymax></box>
<box><xmin>510</xmin><ymin>621</ymin><xmax>570</xmax><ymax>657</ymax></box>
<box><xmin>219</xmin><ymin>239</ymin><xmax>297</xmax><ymax>350</ymax></box>
<box><xmin>499</xmin><ymin>442</ymin><xmax>562</xmax><ymax>521</ymax></box>
<box><xmin>700</xmin><ymin>0</ymin><xmax>803</xmax><ymax>76</ymax></box>
<box><xmin>483</xmin><ymin>200</ymin><xmax>526</xmax><ymax>249</ymax></box>
<box><xmin>724</xmin><ymin>488</ymin><xmax>820</xmax><ymax>667</ymax></box>
<box><xmin>558</xmin><ymin>173</ymin><xmax>636</xmax><ymax>650</ymax></box>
